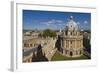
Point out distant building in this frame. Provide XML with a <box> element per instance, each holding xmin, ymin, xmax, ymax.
<box><xmin>24</xmin><ymin>31</ymin><xmax>33</xmax><ymax>36</ymax></box>
<box><xmin>59</xmin><ymin>16</ymin><xmax>83</xmax><ymax>57</ymax></box>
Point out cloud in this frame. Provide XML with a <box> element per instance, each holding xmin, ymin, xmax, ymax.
<box><xmin>56</xmin><ymin>20</ymin><xmax>63</xmax><ymax>23</ymax></box>
<box><xmin>41</xmin><ymin>19</ymin><xmax>64</xmax><ymax>26</ymax></box>
<box><xmin>84</xmin><ymin>20</ymin><xmax>88</xmax><ymax>24</ymax></box>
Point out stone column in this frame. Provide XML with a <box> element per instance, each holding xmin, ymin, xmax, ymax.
<box><xmin>63</xmin><ymin>49</ymin><xmax>65</xmax><ymax>55</ymax></box>
<box><xmin>81</xmin><ymin>40</ymin><xmax>83</xmax><ymax>48</ymax></box>
<box><xmin>73</xmin><ymin>40</ymin><xmax>74</xmax><ymax>49</ymax></box>
<box><xmin>78</xmin><ymin>40</ymin><xmax>79</xmax><ymax>49</ymax></box>
<box><xmin>69</xmin><ymin>40</ymin><xmax>70</xmax><ymax>49</ymax></box>
<box><xmin>80</xmin><ymin>40</ymin><xmax>81</xmax><ymax>48</ymax></box>
<box><xmin>66</xmin><ymin>40</ymin><xmax>67</xmax><ymax>48</ymax></box>
<box><xmin>29</xmin><ymin>43</ymin><xmax>31</xmax><ymax>47</ymax></box>
<box><xmin>30</xmin><ymin>58</ymin><xmax>32</xmax><ymax>62</ymax></box>
<box><xmin>79</xmin><ymin>40</ymin><xmax>80</xmax><ymax>49</ymax></box>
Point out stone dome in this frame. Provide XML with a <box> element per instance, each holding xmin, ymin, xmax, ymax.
<box><xmin>67</xmin><ymin>16</ymin><xmax>78</xmax><ymax>31</ymax></box>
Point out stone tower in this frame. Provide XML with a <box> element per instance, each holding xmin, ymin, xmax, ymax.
<box><xmin>60</xmin><ymin>16</ymin><xmax>83</xmax><ymax>57</ymax></box>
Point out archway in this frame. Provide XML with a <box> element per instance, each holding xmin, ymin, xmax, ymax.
<box><xmin>70</xmin><ymin>51</ymin><xmax>73</xmax><ymax>56</ymax></box>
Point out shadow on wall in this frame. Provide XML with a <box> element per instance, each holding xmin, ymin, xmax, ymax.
<box><xmin>32</xmin><ymin>44</ymin><xmax>48</xmax><ymax>62</ymax></box>
<box><xmin>55</xmin><ymin>36</ymin><xmax>63</xmax><ymax>53</ymax></box>
<box><xmin>83</xmin><ymin>37</ymin><xmax>91</xmax><ymax>54</ymax></box>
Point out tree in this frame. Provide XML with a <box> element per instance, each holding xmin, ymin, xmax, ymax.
<box><xmin>39</xmin><ymin>29</ymin><xmax>56</xmax><ymax>38</ymax></box>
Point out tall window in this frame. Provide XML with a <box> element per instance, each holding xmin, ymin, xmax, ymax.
<box><xmin>30</xmin><ymin>44</ymin><xmax>32</xmax><ymax>47</ymax></box>
<box><xmin>70</xmin><ymin>41</ymin><xmax>72</xmax><ymax>44</ymax></box>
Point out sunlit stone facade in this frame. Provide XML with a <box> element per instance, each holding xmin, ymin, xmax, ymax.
<box><xmin>60</xmin><ymin>16</ymin><xmax>83</xmax><ymax>57</ymax></box>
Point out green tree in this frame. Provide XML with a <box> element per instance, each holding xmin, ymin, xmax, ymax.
<box><xmin>41</xmin><ymin>29</ymin><xmax>56</xmax><ymax>38</ymax></box>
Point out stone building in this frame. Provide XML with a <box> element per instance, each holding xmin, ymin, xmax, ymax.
<box><xmin>23</xmin><ymin>35</ymin><xmax>56</xmax><ymax>62</ymax></box>
<box><xmin>59</xmin><ymin>16</ymin><xmax>83</xmax><ymax>57</ymax></box>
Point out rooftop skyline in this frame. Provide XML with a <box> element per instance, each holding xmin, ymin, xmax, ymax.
<box><xmin>23</xmin><ymin>10</ymin><xmax>91</xmax><ymax>30</ymax></box>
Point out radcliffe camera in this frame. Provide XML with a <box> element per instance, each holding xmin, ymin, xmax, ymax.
<box><xmin>23</xmin><ymin>10</ymin><xmax>91</xmax><ymax>62</ymax></box>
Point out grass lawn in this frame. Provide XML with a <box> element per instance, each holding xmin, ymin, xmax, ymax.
<box><xmin>51</xmin><ymin>51</ymin><xmax>90</xmax><ymax>61</ymax></box>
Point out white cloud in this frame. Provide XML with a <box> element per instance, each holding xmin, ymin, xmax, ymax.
<box><xmin>41</xmin><ymin>19</ymin><xmax>64</xmax><ymax>26</ymax></box>
<box><xmin>52</xmin><ymin>19</ymin><xmax>63</xmax><ymax>22</ymax></box>
<box><xmin>84</xmin><ymin>20</ymin><xmax>88</xmax><ymax>24</ymax></box>
<box><xmin>47</xmin><ymin>19</ymin><xmax>55</xmax><ymax>24</ymax></box>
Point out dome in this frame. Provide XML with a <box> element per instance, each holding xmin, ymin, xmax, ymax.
<box><xmin>67</xmin><ymin>16</ymin><xmax>78</xmax><ymax>31</ymax></box>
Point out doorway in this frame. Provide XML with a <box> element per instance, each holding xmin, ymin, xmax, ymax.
<box><xmin>70</xmin><ymin>51</ymin><xmax>73</xmax><ymax>56</ymax></box>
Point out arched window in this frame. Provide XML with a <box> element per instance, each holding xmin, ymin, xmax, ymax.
<box><xmin>70</xmin><ymin>41</ymin><xmax>72</xmax><ymax>44</ymax></box>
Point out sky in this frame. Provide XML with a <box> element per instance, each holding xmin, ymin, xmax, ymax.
<box><xmin>23</xmin><ymin>10</ymin><xmax>91</xmax><ymax>30</ymax></box>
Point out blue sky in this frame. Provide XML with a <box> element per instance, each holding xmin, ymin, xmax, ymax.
<box><xmin>23</xmin><ymin>10</ymin><xmax>91</xmax><ymax>30</ymax></box>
